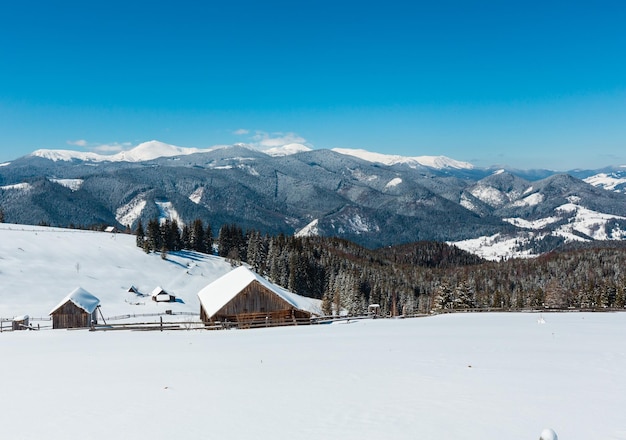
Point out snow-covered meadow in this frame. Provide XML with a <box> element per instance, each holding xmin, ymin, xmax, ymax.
<box><xmin>1</xmin><ymin>312</ymin><xmax>625</xmax><ymax>439</ymax></box>
<box><xmin>2</xmin><ymin>224</ymin><xmax>626</xmax><ymax>439</ymax></box>
<box><xmin>0</xmin><ymin>223</ymin><xmax>234</xmax><ymax>321</ymax></box>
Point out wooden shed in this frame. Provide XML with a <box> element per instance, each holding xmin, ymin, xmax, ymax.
<box><xmin>151</xmin><ymin>286</ymin><xmax>176</xmax><ymax>303</ymax></box>
<box><xmin>12</xmin><ymin>315</ymin><xmax>29</xmax><ymax>331</ymax></box>
<box><xmin>197</xmin><ymin>266</ymin><xmax>319</xmax><ymax>327</ymax></box>
<box><xmin>49</xmin><ymin>287</ymin><xmax>100</xmax><ymax>329</ymax></box>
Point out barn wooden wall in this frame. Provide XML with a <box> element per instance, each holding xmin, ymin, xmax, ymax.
<box><xmin>51</xmin><ymin>302</ymin><xmax>97</xmax><ymax>329</ymax></box>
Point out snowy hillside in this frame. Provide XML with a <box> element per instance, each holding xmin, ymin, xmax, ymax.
<box><xmin>454</xmin><ymin>198</ymin><xmax>626</xmax><ymax>260</ymax></box>
<box><xmin>0</xmin><ymin>224</ymin><xmax>235</xmax><ymax>320</ymax></box>
<box><xmin>584</xmin><ymin>170</ymin><xmax>626</xmax><ymax>193</ymax></box>
<box><xmin>1</xmin><ymin>312</ymin><xmax>625</xmax><ymax>440</ymax></box>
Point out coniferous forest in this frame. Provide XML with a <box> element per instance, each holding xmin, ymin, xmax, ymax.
<box><xmin>136</xmin><ymin>218</ymin><xmax>626</xmax><ymax>316</ymax></box>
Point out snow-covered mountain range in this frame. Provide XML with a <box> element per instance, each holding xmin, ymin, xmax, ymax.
<box><xmin>2</xmin><ymin>140</ymin><xmax>626</xmax><ymax>259</ymax></box>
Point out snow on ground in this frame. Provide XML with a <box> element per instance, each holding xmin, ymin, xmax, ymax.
<box><xmin>504</xmin><ymin>216</ymin><xmax>561</xmax><ymax>230</ymax></box>
<box><xmin>1</xmin><ymin>312</ymin><xmax>625</xmax><ymax>440</ymax></box>
<box><xmin>0</xmin><ymin>224</ymin><xmax>233</xmax><ymax>321</ymax></box>
<box><xmin>115</xmin><ymin>194</ymin><xmax>148</xmax><ymax>227</ymax></box>
<box><xmin>469</xmin><ymin>185</ymin><xmax>508</xmax><ymax>207</ymax></box>
<box><xmin>0</xmin><ymin>182</ymin><xmax>32</xmax><ymax>191</ymax></box>
<box><xmin>50</xmin><ymin>178</ymin><xmax>84</xmax><ymax>191</ymax></box>
<box><xmin>155</xmin><ymin>200</ymin><xmax>184</xmax><ymax>225</ymax></box>
<box><xmin>295</xmin><ymin>218</ymin><xmax>319</xmax><ymax>237</ymax></box>
<box><xmin>384</xmin><ymin>177</ymin><xmax>403</xmax><ymax>189</ymax></box>
<box><xmin>189</xmin><ymin>187</ymin><xmax>204</xmax><ymax>204</ymax></box>
<box><xmin>584</xmin><ymin>172</ymin><xmax>626</xmax><ymax>192</ymax></box>
<box><xmin>554</xmin><ymin>203</ymin><xmax>626</xmax><ymax>241</ymax></box>
<box><xmin>452</xmin><ymin>233</ymin><xmax>536</xmax><ymax>261</ymax></box>
<box><xmin>510</xmin><ymin>192</ymin><xmax>544</xmax><ymax>207</ymax></box>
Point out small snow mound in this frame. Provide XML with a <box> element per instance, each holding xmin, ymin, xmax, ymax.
<box><xmin>539</xmin><ymin>428</ymin><xmax>558</xmax><ymax>440</ymax></box>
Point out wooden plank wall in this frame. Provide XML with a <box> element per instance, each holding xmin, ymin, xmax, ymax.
<box><xmin>51</xmin><ymin>302</ymin><xmax>96</xmax><ymax>329</ymax></box>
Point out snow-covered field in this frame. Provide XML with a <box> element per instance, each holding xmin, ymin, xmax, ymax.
<box><xmin>0</xmin><ymin>223</ymin><xmax>234</xmax><ymax>321</ymax></box>
<box><xmin>2</xmin><ymin>224</ymin><xmax>625</xmax><ymax>439</ymax></box>
<box><xmin>1</xmin><ymin>312</ymin><xmax>625</xmax><ymax>439</ymax></box>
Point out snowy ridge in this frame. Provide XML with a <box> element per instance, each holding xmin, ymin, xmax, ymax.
<box><xmin>264</xmin><ymin>143</ymin><xmax>311</xmax><ymax>156</ymax></box>
<box><xmin>332</xmin><ymin>148</ymin><xmax>474</xmax><ymax>170</ymax></box>
<box><xmin>31</xmin><ymin>140</ymin><xmax>215</xmax><ymax>163</ymax></box>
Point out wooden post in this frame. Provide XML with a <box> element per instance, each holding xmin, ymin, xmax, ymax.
<box><xmin>160</xmin><ymin>316</ymin><xmax>163</xmax><ymax>332</ymax></box>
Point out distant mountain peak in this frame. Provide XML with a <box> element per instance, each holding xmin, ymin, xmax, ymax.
<box><xmin>264</xmin><ymin>143</ymin><xmax>312</xmax><ymax>157</ymax></box>
<box><xmin>331</xmin><ymin>148</ymin><xmax>474</xmax><ymax>170</ymax></box>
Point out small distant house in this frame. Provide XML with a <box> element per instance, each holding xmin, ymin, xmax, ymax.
<box><xmin>12</xmin><ymin>315</ymin><xmax>29</xmax><ymax>331</ymax></box>
<box><xmin>151</xmin><ymin>286</ymin><xmax>176</xmax><ymax>303</ymax></box>
<box><xmin>128</xmin><ymin>285</ymin><xmax>139</xmax><ymax>294</ymax></box>
<box><xmin>368</xmin><ymin>304</ymin><xmax>381</xmax><ymax>317</ymax></box>
<box><xmin>49</xmin><ymin>287</ymin><xmax>100</xmax><ymax>329</ymax></box>
<box><xmin>104</xmin><ymin>226</ymin><xmax>117</xmax><ymax>233</ymax></box>
<box><xmin>197</xmin><ymin>266</ymin><xmax>319</xmax><ymax>327</ymax></box>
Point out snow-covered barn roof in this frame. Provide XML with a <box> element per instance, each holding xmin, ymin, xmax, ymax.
<box><xmin>49</xmin><ymin>287</ymin><xmax>100</xmax><ymax>315</ymax></box>
<box><xmin>197</xmin><ymin>266</ymin><xmax>321</xmax><ymax>319</ymax></box>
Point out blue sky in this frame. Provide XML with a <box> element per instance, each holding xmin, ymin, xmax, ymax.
<box><xmin>1</xmin><ymin>0</ymin><xmax>625</xmax><ymax>169</ymax></box>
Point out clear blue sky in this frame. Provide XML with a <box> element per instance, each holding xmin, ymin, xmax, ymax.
<box><xmin>1</xmin><ymin>0</ymin><xmax>625</xmax><ymax>169</ymax></box>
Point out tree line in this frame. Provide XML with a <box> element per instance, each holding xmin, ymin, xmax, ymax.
<box><xmin>135</xmin><ymin>218</ymin><xmax>626</xmax><ymax>315</ymax></box>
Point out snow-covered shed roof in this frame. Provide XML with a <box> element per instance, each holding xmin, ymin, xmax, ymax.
<box><xmin>197</xmin><ymin>266</ymin><xmax>321</xmax><ymax>319</ymax></box>
<box><xmin>49</xmin><ymin>287</ymin><xmax>100</xmax><ymax>315</ymax></box>
<box><xmin>151</xmin><ymin>286</ymin><xmax>168</xmax><ymax>297</ymax></box>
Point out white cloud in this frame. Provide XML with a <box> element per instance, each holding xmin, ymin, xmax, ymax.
<box><xmin>250</xmin><ymin>131</ymin><xmax>308</xmax><ymax>150</ymax></box>
<box><xmin>91</xmin><ymin>142</ymin><xmax>133</xmax><ymax>154</ymax></box>
<box><xmin>66</xmin><ymin>139</ymin><xmax>88</xmax><ymax>147</ymax></box>
<box><xmin>233</xmin><ymin>129</ymin><xmax>250</xmax><ymax>136</ymax></box>
<box><xmin>65</xmin><ymin>139</ymin><xmax>134</xmax><ymax>155</ymax></box>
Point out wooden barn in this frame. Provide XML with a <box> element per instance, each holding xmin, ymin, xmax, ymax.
<box><xmin>49</xmin><ymin>287</ymin><xmax>100</xmax><ymax>329</ymax></box>
<box><xmin>197</xmin><ymin>266</ymin><xmax>320</xmax><ymax>327</ymax></box>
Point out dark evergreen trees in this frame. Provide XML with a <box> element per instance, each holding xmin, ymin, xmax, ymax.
<box><xmin>135</xmin><ymin>219</ymin><xmax>145</xmax><ymax>248</ymax></box>
<box><xmin>133</xmin><ymin>217</ymin><xmax>626</xmax><ymax>315</ymax></box>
